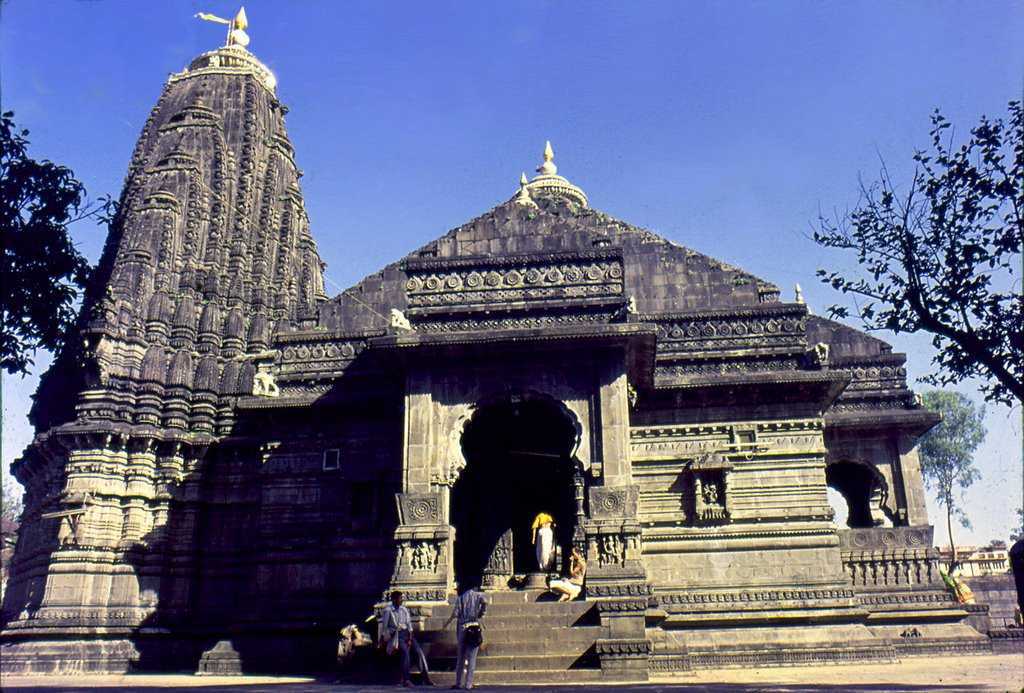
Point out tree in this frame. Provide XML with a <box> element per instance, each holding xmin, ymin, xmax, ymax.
<box><xmin>1011</xmin><ymin>508</ymin><xmax>1023</xmax><ymax>543</ymax></box>
<box><xmin>2</xmin><ymin>471</ymin><xmax>23</xmax><ymax>527</ymax></box>
<box><xmin>1</xmin><ymin>111</ymin><xmax>113</xmax><ymax>376</ymax></box>
<box><xmin>815</xmin><ymin>101</ymin><xmax>1023</xmax><ymax>405</ymax></box>
<box><xmin>918</xmin><ymin>390</ymin><xmax>986</xmax><ymax>564</ymax></box>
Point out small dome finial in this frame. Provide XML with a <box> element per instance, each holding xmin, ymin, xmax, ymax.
<box><xmin>518</xmin><ymin>140</ymin><xmax>588</xmax><ymax>207</ymax></box>
<box><xmin>794</xmin><ymin>283</ymin><xmax>805</xmax><ymax>304</ymax></box>
<box><xmin>537</xmin><ymin>140</ymin><xmax>557</xmax><ymax>176</ymax></box>
<box><xmin>515</xmin><ymin>172</ymin><xmax>537</xmax><ymax>207</ymax></box>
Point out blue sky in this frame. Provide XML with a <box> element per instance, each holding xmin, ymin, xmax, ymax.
<box><xmin>2</xmin><ymin>1</ymin><xmax>1022</xmax><ymax>545</ymax></box>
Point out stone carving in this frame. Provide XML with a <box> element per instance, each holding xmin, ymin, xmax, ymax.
<box><xmin>252</xmin><ymin>371</ymin><xmax>280</xmax><ymax>397</ymax></box>
<box><xmin>390</xmin><ymin>309</ymin><xmax>412</xmax><ymax>331</ymax></box>
<box><xmin>588</xmin><ymin>486</ymin><xmax>639</xmax><ymax>520</ymax></box>
<box><xmin>807</xmin><ymin>342</ymin><xmax>830</xmax><ymax>368</ymax></box>
<box><xmin>482</xmin><ymin>529</ymin><xmax>514</xmax><ymax>589</ymax></box>
<box><xmin>410</xmin><ymin>541</ymin><xmax>438</xmax><ymax>573</ymax></box>
<box><xmin>598</xmin><ymin>533</ymin><xmax>625</xmax><ymax>567</ymax></box>
<box><xmin>681</xmin><ymin>455</ymin><xmax>732</xmax><ymax>525</ymax></box>
<box><xmin>397</xmin><ymin>493</ymin><xmax>441</xmax><ymax>525</ymax></box>
<box><xmin>647</xmin><ymin>306</ymin><xmax>808</xmax><ymax>355</ymax></box>
<box><xmin>404</xmin><ymin>249</ymin><xmax>624</xmax><ymax>313</ymax></box>
<box><xmin>415</xmin><ymin>310</ymin><xmax>618</xmax><ymax>334</ymax></box>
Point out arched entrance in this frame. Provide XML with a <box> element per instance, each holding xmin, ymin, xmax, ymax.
<box><xmin>826</xmin><ymin>461</ymin><xmax>893</xmax><ymax>528</ymax></box>
<box><xmin>450</xmin><ymin>395</ymin><xmax>583</xmax><ymax>589</ymax></box>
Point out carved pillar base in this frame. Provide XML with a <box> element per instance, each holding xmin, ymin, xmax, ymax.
<box><xmin>196</xmin><ymin>640</ymin><xmax>243</xmax><ymax>676</ymax></box>
<box><xmin>585</xmin><ymin>485</ymin><xmax>651</xmax><ymax>681</ymax></box>
<box><xmin>388</xmin><ymin>493</ymin><xmax>452</xmax><ymax>603</ymax></box>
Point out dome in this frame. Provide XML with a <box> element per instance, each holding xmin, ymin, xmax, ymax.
<box><xmin>522</xmin><ymin>141</ymin><xmax>588</xmax><ymax>208</ymax></box>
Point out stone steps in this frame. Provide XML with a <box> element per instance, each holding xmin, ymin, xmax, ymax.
<box><xmin>415</xmin><ymin>589</ymin><xmax>603</xmax><ymax>681</ymax></box>
<box><xmin>422</xmin><ymin>626</ymin><xmax>602</xmax><ymax>655</ymax></box>
<box><xmin>429</xmin><ymin>669</ymin><xmax>605</xmax><ymax>685</ymax></box>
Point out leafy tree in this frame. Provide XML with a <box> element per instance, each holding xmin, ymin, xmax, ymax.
<box><xmin>1012</xmin><ymin>508</ymin><xmax>1023</xmax><ymax>543</ymax></box>
<box><xmin>2</xmin><ymin>471</ymin><xmax>23</xmax><ymax>527</ymax></box>
<box><xmin>1</xmin><ymin>111</ymin><xmax>113</xmax><ymax>376</ymax></box>
<box><xmin>815</xmin><ymin>101</ymin><xmax>1023</xmax><ymax>405</ymax></box>
<box><xmin>918</xmin><ymin>390</ymin><xmax>986</xmax><ymax>564</ymax></box>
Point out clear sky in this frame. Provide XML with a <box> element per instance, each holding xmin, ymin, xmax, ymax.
<box><xmin>2</xmin><ymin>1</ymin><xmax>1022</xmax><ymax>545</ymax></box>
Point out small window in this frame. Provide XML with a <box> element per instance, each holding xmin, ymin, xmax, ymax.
<box><xmin>323</xmin><ymin>449</ymin><xmax>341</xmax><ymax>471</ymax></box>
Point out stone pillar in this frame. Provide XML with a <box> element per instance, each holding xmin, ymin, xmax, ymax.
<box><xmin>895</xmin><ymin>434</ymin><xmax>929</xmax><ymax>526</ymax></box>
<box><xmin>403</xmin><ymin>373</ymin><xmax>435</xmax><ymax>495</ymax></box>
<box><xmin>598</xmin><ymin>355</ymin><xmax>632</xmax><ymax>484</ymax></box>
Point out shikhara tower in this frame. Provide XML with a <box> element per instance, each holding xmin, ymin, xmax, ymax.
<box><xmin>2</xmin><ymin>22</ymin><xmax>992</xmax><ymax>680</ymax></box>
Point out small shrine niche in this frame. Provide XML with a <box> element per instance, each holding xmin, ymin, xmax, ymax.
<box><xmin>682</xmin><ymin>453</ymin><xmax>733</xmax><ymax>525</ymax></box>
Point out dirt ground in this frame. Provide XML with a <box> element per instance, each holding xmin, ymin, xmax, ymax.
<box><xmin>2</xmin><ymin>654</ymin><xmax>1021</xmax><ymax>692</ymax></box>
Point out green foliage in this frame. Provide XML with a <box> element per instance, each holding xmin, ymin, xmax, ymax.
<box><xmin>815</xmin><ymin>101</ymin><xmax>1023</xmax><ymax>405</ymax></box>
<box><xmin>2</xmin><ymin>470</ymin><xmax>24</xmax><ymax>526</ymax></box>
<box><xmin>0</xmin><ymin>111</ymin><xmax>114</xmax><ymax>376</ymax></box>
<box><xmin>918</xmin><ymin>390</ymin><xmax>986</xmax><ymax>543</ymax></box>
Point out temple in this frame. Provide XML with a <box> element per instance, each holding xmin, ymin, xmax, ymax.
<box><xmin>0</xmin><ymin>29</ymin><xmax>992</xmax><ymax>682</ymax></box>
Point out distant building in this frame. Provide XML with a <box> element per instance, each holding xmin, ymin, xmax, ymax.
<box><xmin>938</xmin><ymin>542</ymin><xmax>1011</xmax><ymax>576</ymax></box>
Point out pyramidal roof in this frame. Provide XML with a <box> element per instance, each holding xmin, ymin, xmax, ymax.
<box><xmin>318</xmin><ymin>143</ymin><xmax>780</xmax><ymax>333</ymax></box>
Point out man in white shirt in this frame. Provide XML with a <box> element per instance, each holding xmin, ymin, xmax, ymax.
<box><xmin>381</xmin><ymin>590</ymin><xmax>433</xmax><ymax>687</ymax></box>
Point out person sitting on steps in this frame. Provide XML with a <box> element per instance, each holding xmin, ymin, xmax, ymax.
<box><xmin>548</xmin><ymin>546</ymin><xmax>586</xmax><ymax>602</ymax></box>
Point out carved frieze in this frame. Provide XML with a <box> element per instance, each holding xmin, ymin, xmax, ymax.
<box><xmin>413</xmin><ymin>310</ymin><xmax>619</xmax><ymax>333</ymax></box>
<box><xmin>403</xmin><ymin>249</ymin><xmax>624</xmax><ymax>313</ymax></box>
<box><xmin>644</xmin><ymin>305</ymin><xmax>808</xmax><ymax>358</ymax></box>
<box><xmin>278</xmin><ymin>338</ymin><xmax>367</xmax><ymax>376</ymax></box>
<box><xmin>836</xmin><ymin>526</ymin><xmax>933</xmax><ymax>550</ymax></box>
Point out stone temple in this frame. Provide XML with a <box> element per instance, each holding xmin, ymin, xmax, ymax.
<box><xmin>1</xmin><ymin>37</ymin><xmax>992</xmax><ymax>682</ymax></box>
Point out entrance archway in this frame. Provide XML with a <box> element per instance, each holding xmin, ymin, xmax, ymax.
<box><xmin>450</xmin><ymin>395</ymin><xmax>582</xmax><ymax>589</ymax></box>
<box><xmin>826</xmin><ymin>461</ymin><xmax>893</xmax><ymax>528</ymax></box>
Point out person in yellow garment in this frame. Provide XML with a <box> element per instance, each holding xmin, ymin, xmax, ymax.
<box><xmin>531</xmin><ymin>512</ymin><xmax>556</xmax><ymax>572</ymax></box>
<box><xmin>940</xmin><ymin>562</ymin><xmax>976</xmax><ymax>604</ymax></box>
<box><xmin>548</xmin><ymin>546</ymin><xmax>586</xmax><ymax>601</ymax></box>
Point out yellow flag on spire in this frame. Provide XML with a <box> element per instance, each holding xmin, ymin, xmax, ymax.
<box><xmin>196</xmin><ymin>7</ymin><xmax>249</xmax><ymax>47</ymax></box>
<box><xmin>195</xmin><ymin>11</ymin><xmax>231</xmax><ymax>25</ymax></box>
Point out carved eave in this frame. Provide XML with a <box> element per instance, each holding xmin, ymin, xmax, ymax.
<box><xmin>376</xmin><ymin>322</ymin><xmax>657</xmax><ymax>388</ymax></box>
<box><xmin>651</xmin><ymin>370</ymin><xmax>850</xmax><ymax>411</ymax></box>
<box><xmin>824</xmin><ymin>408</ymin><xmax>940</xmax><ymax>437</ymax></box>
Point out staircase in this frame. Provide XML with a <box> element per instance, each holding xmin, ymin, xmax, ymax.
<box><xmin>418</xmin><ymin>589</ymin><xmax>605</xmax><ymax>685</ymax></box>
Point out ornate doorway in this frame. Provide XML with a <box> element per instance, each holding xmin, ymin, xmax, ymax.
<box><xmin>450</xmin><ymin>395</ymin><xmax>584</xmax><ymax>590</ymax></box>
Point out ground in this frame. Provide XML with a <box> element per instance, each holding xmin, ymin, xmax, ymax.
<box><xmin>2</xmin><ymin>655</ymin><xmax>1020</xmax><ymax>692</ymax></box>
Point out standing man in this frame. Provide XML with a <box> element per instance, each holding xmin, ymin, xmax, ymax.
<box><xmin>381</xmin><ymin>590</ymin><xmax>433</xmax><ymax>687</ymax></box>
<box><xmin>443</xmin><ymin>584</ymin><xmax>488</xmax><ymax>690</ymax></box>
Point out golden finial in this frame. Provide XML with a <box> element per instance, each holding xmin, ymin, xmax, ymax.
<box><xmin>515</xmin><ymin>172</ymin><xmax>537</xmax><ymax>207</ymax></box>
<box><xmin>196</xmin><ymin>7</ymin><xmax>250</xmax><ymax>48</ymax></box>
<box><xmin>537</xmin><ymin>140</ymin><xmax>558</xmax><ymax>176</ymax></box>
<box><xmin>794</xmin><ymin>283</ymin><xmax>805</xmax><ymax>304</ymax></box>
